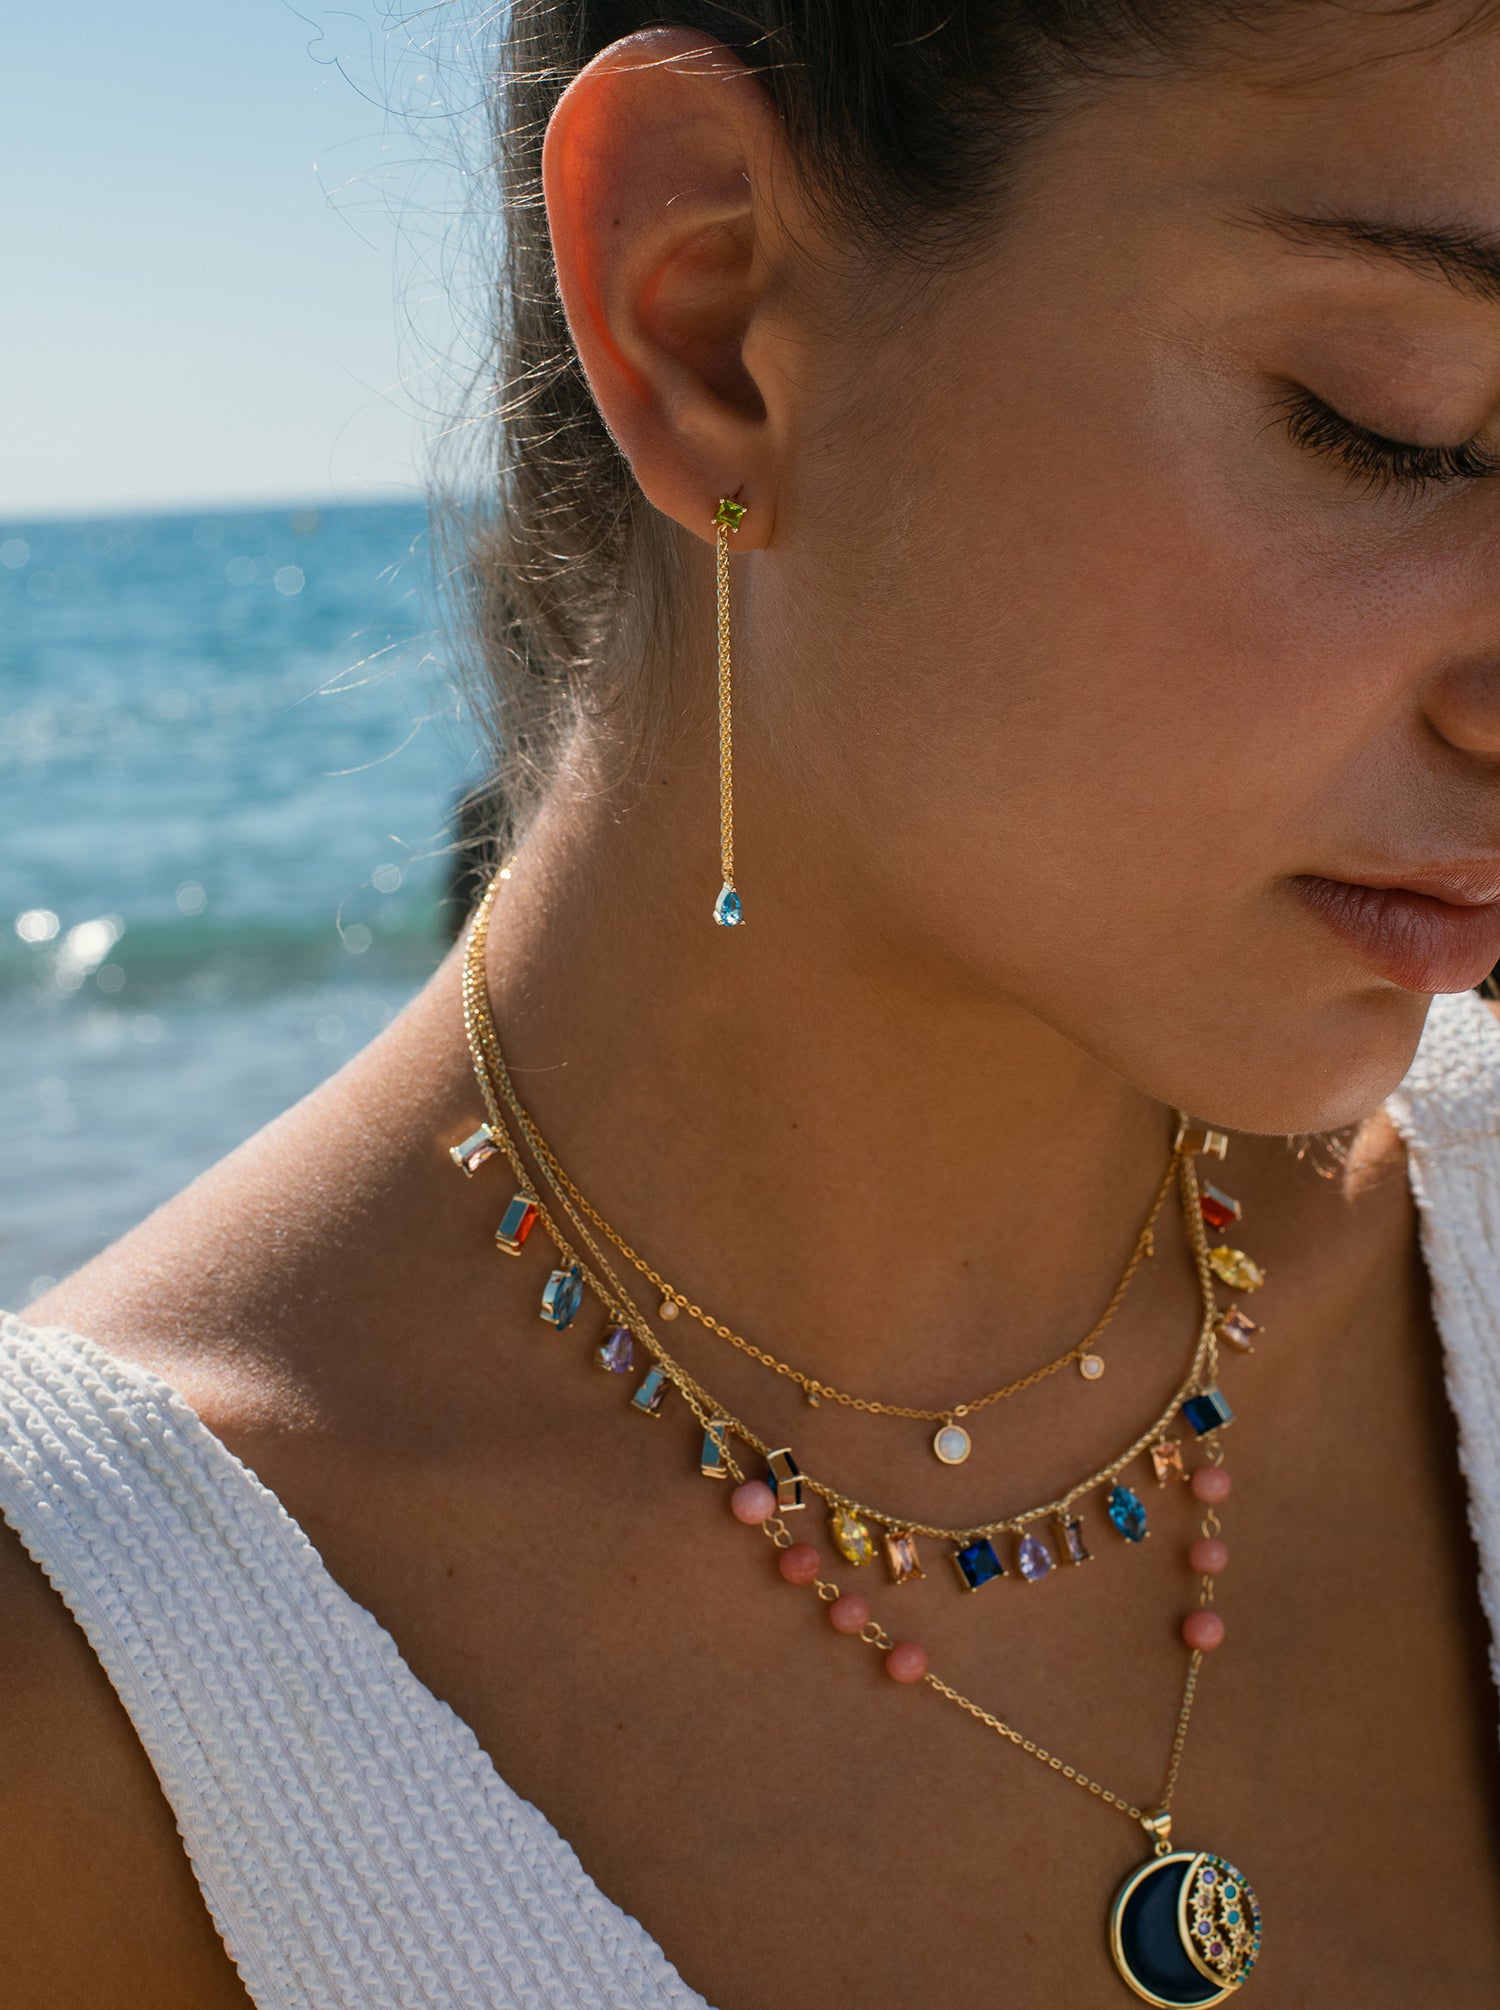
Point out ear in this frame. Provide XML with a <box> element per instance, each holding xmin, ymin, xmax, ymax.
<box><xmin>541</xmin><ymin>27</ymin><xmax>806</xmax><ymax>550</ymax></box>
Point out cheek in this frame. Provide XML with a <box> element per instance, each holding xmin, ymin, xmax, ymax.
<box><xmin>799</xmin><ymin>334</ymin><xmax>1458</xmax><ymax>1128</ymax></box>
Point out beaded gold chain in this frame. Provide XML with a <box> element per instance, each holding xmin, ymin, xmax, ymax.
<box><xmin>457</xmin><ymin>872</ymin><xmax>1239</xmax><ymax>1554</ymax></box>
<box><xmin>463</xmin><ymin>873</ymin><xmax>1193</xmax><ymax>1470</ymax></box>
<box><xmin>450</xmin><ymin>877</ymin><xmax>1265</xmax><ymax>1998</ymax></box>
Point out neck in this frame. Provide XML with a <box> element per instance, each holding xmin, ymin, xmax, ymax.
<box><xmin>478</xmin><ymin>746</ymin><xmax>1193</xmax><ymax>1411</ymax></box>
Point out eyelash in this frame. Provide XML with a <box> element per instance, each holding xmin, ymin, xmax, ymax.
<box><xmin>1278</xmin><ymin>385</ymin><xmax>1500</xmax><ymax>495</ymax></box>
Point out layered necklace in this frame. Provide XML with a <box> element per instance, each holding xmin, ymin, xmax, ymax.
<box><xmin>453</xmin><ymin>870</ymin><xmax>1268</xmax><ymax>2004</ymax></box>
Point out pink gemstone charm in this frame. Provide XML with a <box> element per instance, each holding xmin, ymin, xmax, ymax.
<box><xmin>1189</xmin><ymin>1537</ymin><xmax>1228</xmax><ymax>1574</ymax></box>
<box><xmin>731</xmin><ymin>1480</ymin><xmax>776</xmax><ymax>1526</ymax></box>
<box><xmin>1182</xmin><ymin>1609</ymin><xmax>1226</xmax><ymax>1651</ymax></box>
<box><xmin>886</xmin><ymin>1641</ymin><xmax>929</xmax><ymax>1684</ymax></box>
<box><xmin>778</xmin><ymin>1543</ymin><xmax>822</xmax><ymax>1585</ymax></box>
<box><xmin>1191</xmin><ymin>1466</ymin><xmax>1232</xmax><ymax>1504</ymax></box>
<box><xmin>829</xmin><ymin>1594</ymin><xmax>870</xmax><ymax>1635</ymax></box>
<box><xmin>450</xmin><ymin>1125</ymin><xmax>501</xmax><ymax>1177</ymax></box>
<box><xmin>1216</xmin><ymin>1307</ymin><xmax>1259</xmax><ymax>1353</ymax></box>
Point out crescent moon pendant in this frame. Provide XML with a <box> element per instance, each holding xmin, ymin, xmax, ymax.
<box><xmin>1109</xmin><ymin>1850</ymin><xmax>1262</xmax><ymax>2005</ymax></box>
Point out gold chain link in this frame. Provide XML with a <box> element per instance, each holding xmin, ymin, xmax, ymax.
<box><xmin>461</xmin><ymin>876</ymin><xmax>1224</xmax><ymax>1545</ymax></box>
<box><xmin>716</xmin><ymin>519</ymin><xmax>736</xmax><ymax>890</ymax></box>
<box><xmin>458</xmin><ymin>877</ymin><xmax>1224</xmax><ymax>1840</ymax></box>
<box><xmin>468</xmin><ymin>875</ymin><xmax>1182</xmax><ymax>1421</ymax></box>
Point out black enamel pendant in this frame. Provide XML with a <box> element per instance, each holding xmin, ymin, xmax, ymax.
<box><xmin>1109</xmin><ymin>1849</ymin><xmax>1261</xmax><ymax>2005</ymax></box>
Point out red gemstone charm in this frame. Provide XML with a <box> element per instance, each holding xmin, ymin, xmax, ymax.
<box><xmin>1199</xmin><ymin>1184</ymin><xmax>1242</xmax><ymax>1232</ymax></box>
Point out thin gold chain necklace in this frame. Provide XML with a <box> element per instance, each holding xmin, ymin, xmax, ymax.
<box><xmin>458</xmin><ymin>889</ymin><xmax>1236</xmax><ymax>1557</ymax></box>
<box><xmin>462</xmin><ymin>872</ymin><xmax>1212</xmax><ymax>1469</ymax></box>
<box><xmin>452</xmin><ymin>874</ymin><xmax>1264</xmax><ymax>2001</ymax></box>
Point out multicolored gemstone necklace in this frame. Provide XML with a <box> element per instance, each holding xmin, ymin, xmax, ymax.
<box><xmin>453</xmin><ymin>870</ymin><xmax>1267</xmax><ymax>2002</ymax></box>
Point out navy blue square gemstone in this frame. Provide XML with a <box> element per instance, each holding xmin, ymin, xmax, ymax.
<box><xmin>952</xmin><ymin>1538</ymin><xmax>1004</xmax><ymax>1591</ymax></box>
<box><xmin>1182</xmin><ymin>1388</ymin><xmax>1234</xmax><ymax>1437</ymax></box>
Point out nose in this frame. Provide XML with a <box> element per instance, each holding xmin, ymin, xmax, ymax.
<box><xmin>1424</xmin><ymin>657</ymin><xmax>1500</xmax><ymax>761</ymax></box>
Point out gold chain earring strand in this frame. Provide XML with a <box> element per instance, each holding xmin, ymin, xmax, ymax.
<box><xmin>711</xmin><ymin>496</ymin><xmax>747</xmax><ymax>926</ymax></box>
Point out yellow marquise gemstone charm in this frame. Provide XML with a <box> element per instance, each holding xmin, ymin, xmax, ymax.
<box><xmin>1209</xmin><ymin>1247</ymin><xmax>1265</xmax><ymax>1293</ymax></box>
<box><xmin>830</xmin><ymin>1505</ymin><xmax>876</xmax><ymax>1566</ymax></box>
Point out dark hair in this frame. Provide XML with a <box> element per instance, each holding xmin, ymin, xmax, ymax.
<box><xmin>430</xmin><ymin>1</ymin><xmax>1483</xmax><ymax>854</ymax></box>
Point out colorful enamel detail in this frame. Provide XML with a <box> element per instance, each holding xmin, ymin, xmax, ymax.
<box><xmin>1111</xmin><ymin>1848</ymin><xmax>1261</xmax><ymax>2004</ymax></box>
<box><xmin>766</xmin><ymin>1447</ymin><xmax>805</xmax><ymax>1512</ymax></box>
<box><xmin>700</xmin><ymin>1419</ymin><xmax>730</xmax><ymax>1477</ymax></box>
<box><xmin>1107</xmin><ymin>1484</ymin><xmax>1149</xmax><ymax>1543</ymax></box>
<box><xmin>951</xmin><ymin>1537</ymin><xmax>1004</xmax><ymax>1591</ymax></box>
<box><xmin>1182</xmin><ymin>1387</ymin><xmax>1235</xmax><ymax>1437</ymax></box>
<box><xmin>830</xmin><ymin>1505</ymin><xmax>876</xmax><ymax>1567</ymax></box>
<box><xmin>495</xmin><ymin>1193</ymin><xmax>539</xmax><ymax>1255</ymax></box>
<box><xmin>450</xmin><ymin>1124</ymin><xmax>501</xmax><ymax>1177</ymax></box>
<box><xmin>631</xmin><ymin>1365</ymin><xmax>669</xmax><ymax>1417</ymax></box>
<box><xmin>885</xmin><ymin>1530</ymin><xmax>924</xmax><ymax>1584</ymax></box>
<box><xmin>933</xmin><ymin>1421</ymin><xmax>972</xmax><ymax>1464</ymax></box>
<box><xmin>540</xmin><ymin>1264</ymin><xmax>584</xmax><ymax>1329</ymax></box>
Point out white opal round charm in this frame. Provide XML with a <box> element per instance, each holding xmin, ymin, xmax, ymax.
<box><xmin>933</xmin><ymin>1422</ymin><xmax>972</xmax><ymax>1465</ymax></box>
<box><xmin>1078</xmin><ymin>1353</ymin><xmax>1105</xmax><ymax>1380</ymax></box>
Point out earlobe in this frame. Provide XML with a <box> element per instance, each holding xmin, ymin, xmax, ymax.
<box><xmin>541</xmin><ymin>28</ymin><xmax>790</xmax><ymax>547</ymax></box>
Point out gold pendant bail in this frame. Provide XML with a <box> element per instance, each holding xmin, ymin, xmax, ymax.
<box><xmin>1141</xmin><ymin>1808</ymin><xmax>1173</xmax><ymax>1855</ymax></box>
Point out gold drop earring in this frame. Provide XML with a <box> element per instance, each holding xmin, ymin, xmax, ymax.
<box><xmin>711</xmin><ymin>495</ymin><xmax>747</xmax><ymax>926</ymax></box>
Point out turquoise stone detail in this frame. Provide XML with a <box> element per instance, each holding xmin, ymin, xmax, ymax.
<box><xmin>540</xmin><ymin>1264</ymin><xmax>583</xmax><ymax>1329</ymax></box>
<box><xmin>713</xmin><ymin>883</ymin><xmax>743</xmax><ymax>927</ymax></box>
<box><xmin>631</xmin><ymin>1365</ymin><xmax>668</xmax><ymax>1416</ymax></box>
<box><xmin>1107</xmin><ymin>1484</ymin><xmax>1149</xmax><ymax>1542</ymax></box>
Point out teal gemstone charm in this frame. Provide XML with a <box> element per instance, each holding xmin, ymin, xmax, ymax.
<box><xmin>700</xmin><ymin>1419</ymin><xmax>730</xmax><ymax>1477</ymax></box>
<box><xmin>713</xmin><ymin>883</ymin><xmax>743</xmax><ymax>927</ymax></box>
<box><xmin>631</xmin><ymin>1365</ymin><xmax>669</xmax><ymax>1417</ymax></box>
<box><xmin>540</xmin><ymin>1265</ymin><xmax>583</xmax><ymax>1329</ymax></box>
<box><xmin>1107</xmin><ymin>1484</ymin><xmax>1149</xmax><ymax>1543</ymax></box>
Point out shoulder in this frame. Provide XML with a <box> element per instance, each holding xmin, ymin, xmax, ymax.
<box><xmin>0</xmin><ymin>1491</ymin><xmax>253</xmax><ymax>2004</ymax></box>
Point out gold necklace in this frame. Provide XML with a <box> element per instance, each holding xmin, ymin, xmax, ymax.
<box><xmin>458</xmin><ymin>902</ymin><xmax>1238</xmax><ymax>1565</ymax></box>
<box><xmin>451</xmin><ymin>876</ymin><xmax>1264</xmax><ymax>2000</ymax></box>
<box><xmin>463</xmin><ymin>875</ymin><xmax>1193</xmax><ymax>1467</ymax></box>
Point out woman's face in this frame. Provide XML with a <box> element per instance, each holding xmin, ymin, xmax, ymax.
<box><xmin>747</xmin><ymin>8</ymin><xmax>1500</xmax><ymax>1133</ymax></box>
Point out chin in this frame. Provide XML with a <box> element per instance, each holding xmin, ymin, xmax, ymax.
<box><xmin>1144</xmin><ymin>985</ymin><xmax>1437</xmax><ymax>1138</ymax></box>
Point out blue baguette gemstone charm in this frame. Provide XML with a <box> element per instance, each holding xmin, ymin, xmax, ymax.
<box><xmin>1107</xmin><ymin>1485</ymin><xmax>1149</xmax><ymax>1543</ymax></box>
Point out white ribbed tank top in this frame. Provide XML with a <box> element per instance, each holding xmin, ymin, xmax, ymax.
<box><xmin>0</xmin><ymin>988</ymin><xmax>1497</xmax><ymax>2010</ymax></box>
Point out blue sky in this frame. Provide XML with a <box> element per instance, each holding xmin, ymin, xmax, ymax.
<box><xmin>2</xmin><ymin>2</ymin><xmax>480</xmax><ymax>517</ymax></box>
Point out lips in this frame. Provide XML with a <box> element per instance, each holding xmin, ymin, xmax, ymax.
<box><xmin>1292</xmin><ymin>873</ymin><xmax>1500</xmax><ymax>994</ymax></box>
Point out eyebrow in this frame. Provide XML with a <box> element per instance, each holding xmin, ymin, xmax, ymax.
<box><xmin>1238</xmin><ymin>203</ymin><xmax>1500</xmax><ymax>309</ymax></box>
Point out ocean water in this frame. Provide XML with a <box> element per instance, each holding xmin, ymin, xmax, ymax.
<box><xmin>0</xmin><ymin>499</ymin><xmax>477</xmax><ymax>1309</ymax></box>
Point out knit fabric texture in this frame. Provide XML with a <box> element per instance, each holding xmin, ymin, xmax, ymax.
<box><xmin>0</xmin><ymin>1319</ymin><xmax>712</xmax><ymax>2009</ymax></box>
<box><xmin>0</xmin><ymin>986</ymin><xmax>1495</xmax><ymax>2007</ymax></box>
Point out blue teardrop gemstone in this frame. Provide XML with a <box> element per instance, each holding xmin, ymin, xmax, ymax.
<box><xmin>713</xmin><ymin>883</ymin><xmax>743</xmax><ymax>927</ymax></box>
<box><xmin>1107</xmin><ymin>1484</ymin><xmax>1149</xmax><ymax>1543</ymax></box>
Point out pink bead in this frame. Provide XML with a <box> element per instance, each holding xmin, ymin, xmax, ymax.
<box><xmin>778</xmin><ymin>1542</ymin><xmax>822</xmax><ymax>1585</ymax></box>
<box><xmin>829</xmin><ymin>1594</ymin><xmax>870</xmax><ymax>1635</ymax></box>
<box><xmin>1191</xmin><ymin>1466</ymin><xmax>1231</xmax><ymax>1504</ymax></box>
<box><xmin>1182</xmin><ymin>1609</ymin><xmax>1226</xmax><ymax>1651</ymax></box>
<box><xmin>731</xmin><ymin>1480</ymin><xmax>776</xmax><ymax>1526</ymax></box>
<box><xmin>886</xmin><ymin>1640</ymin><xmax>929</xmax><ymax>1684</ymax></box>
<box><xmin>1188</xmin><ymin>1537</ymin><xmax>1228</xmax><ymax>1575</ymax></box>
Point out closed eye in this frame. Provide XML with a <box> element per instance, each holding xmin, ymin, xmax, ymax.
<box><xmin>1277</xmin><ymin>385</ymin><xmax>1500</xmax><ymax>494</ymax></box>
